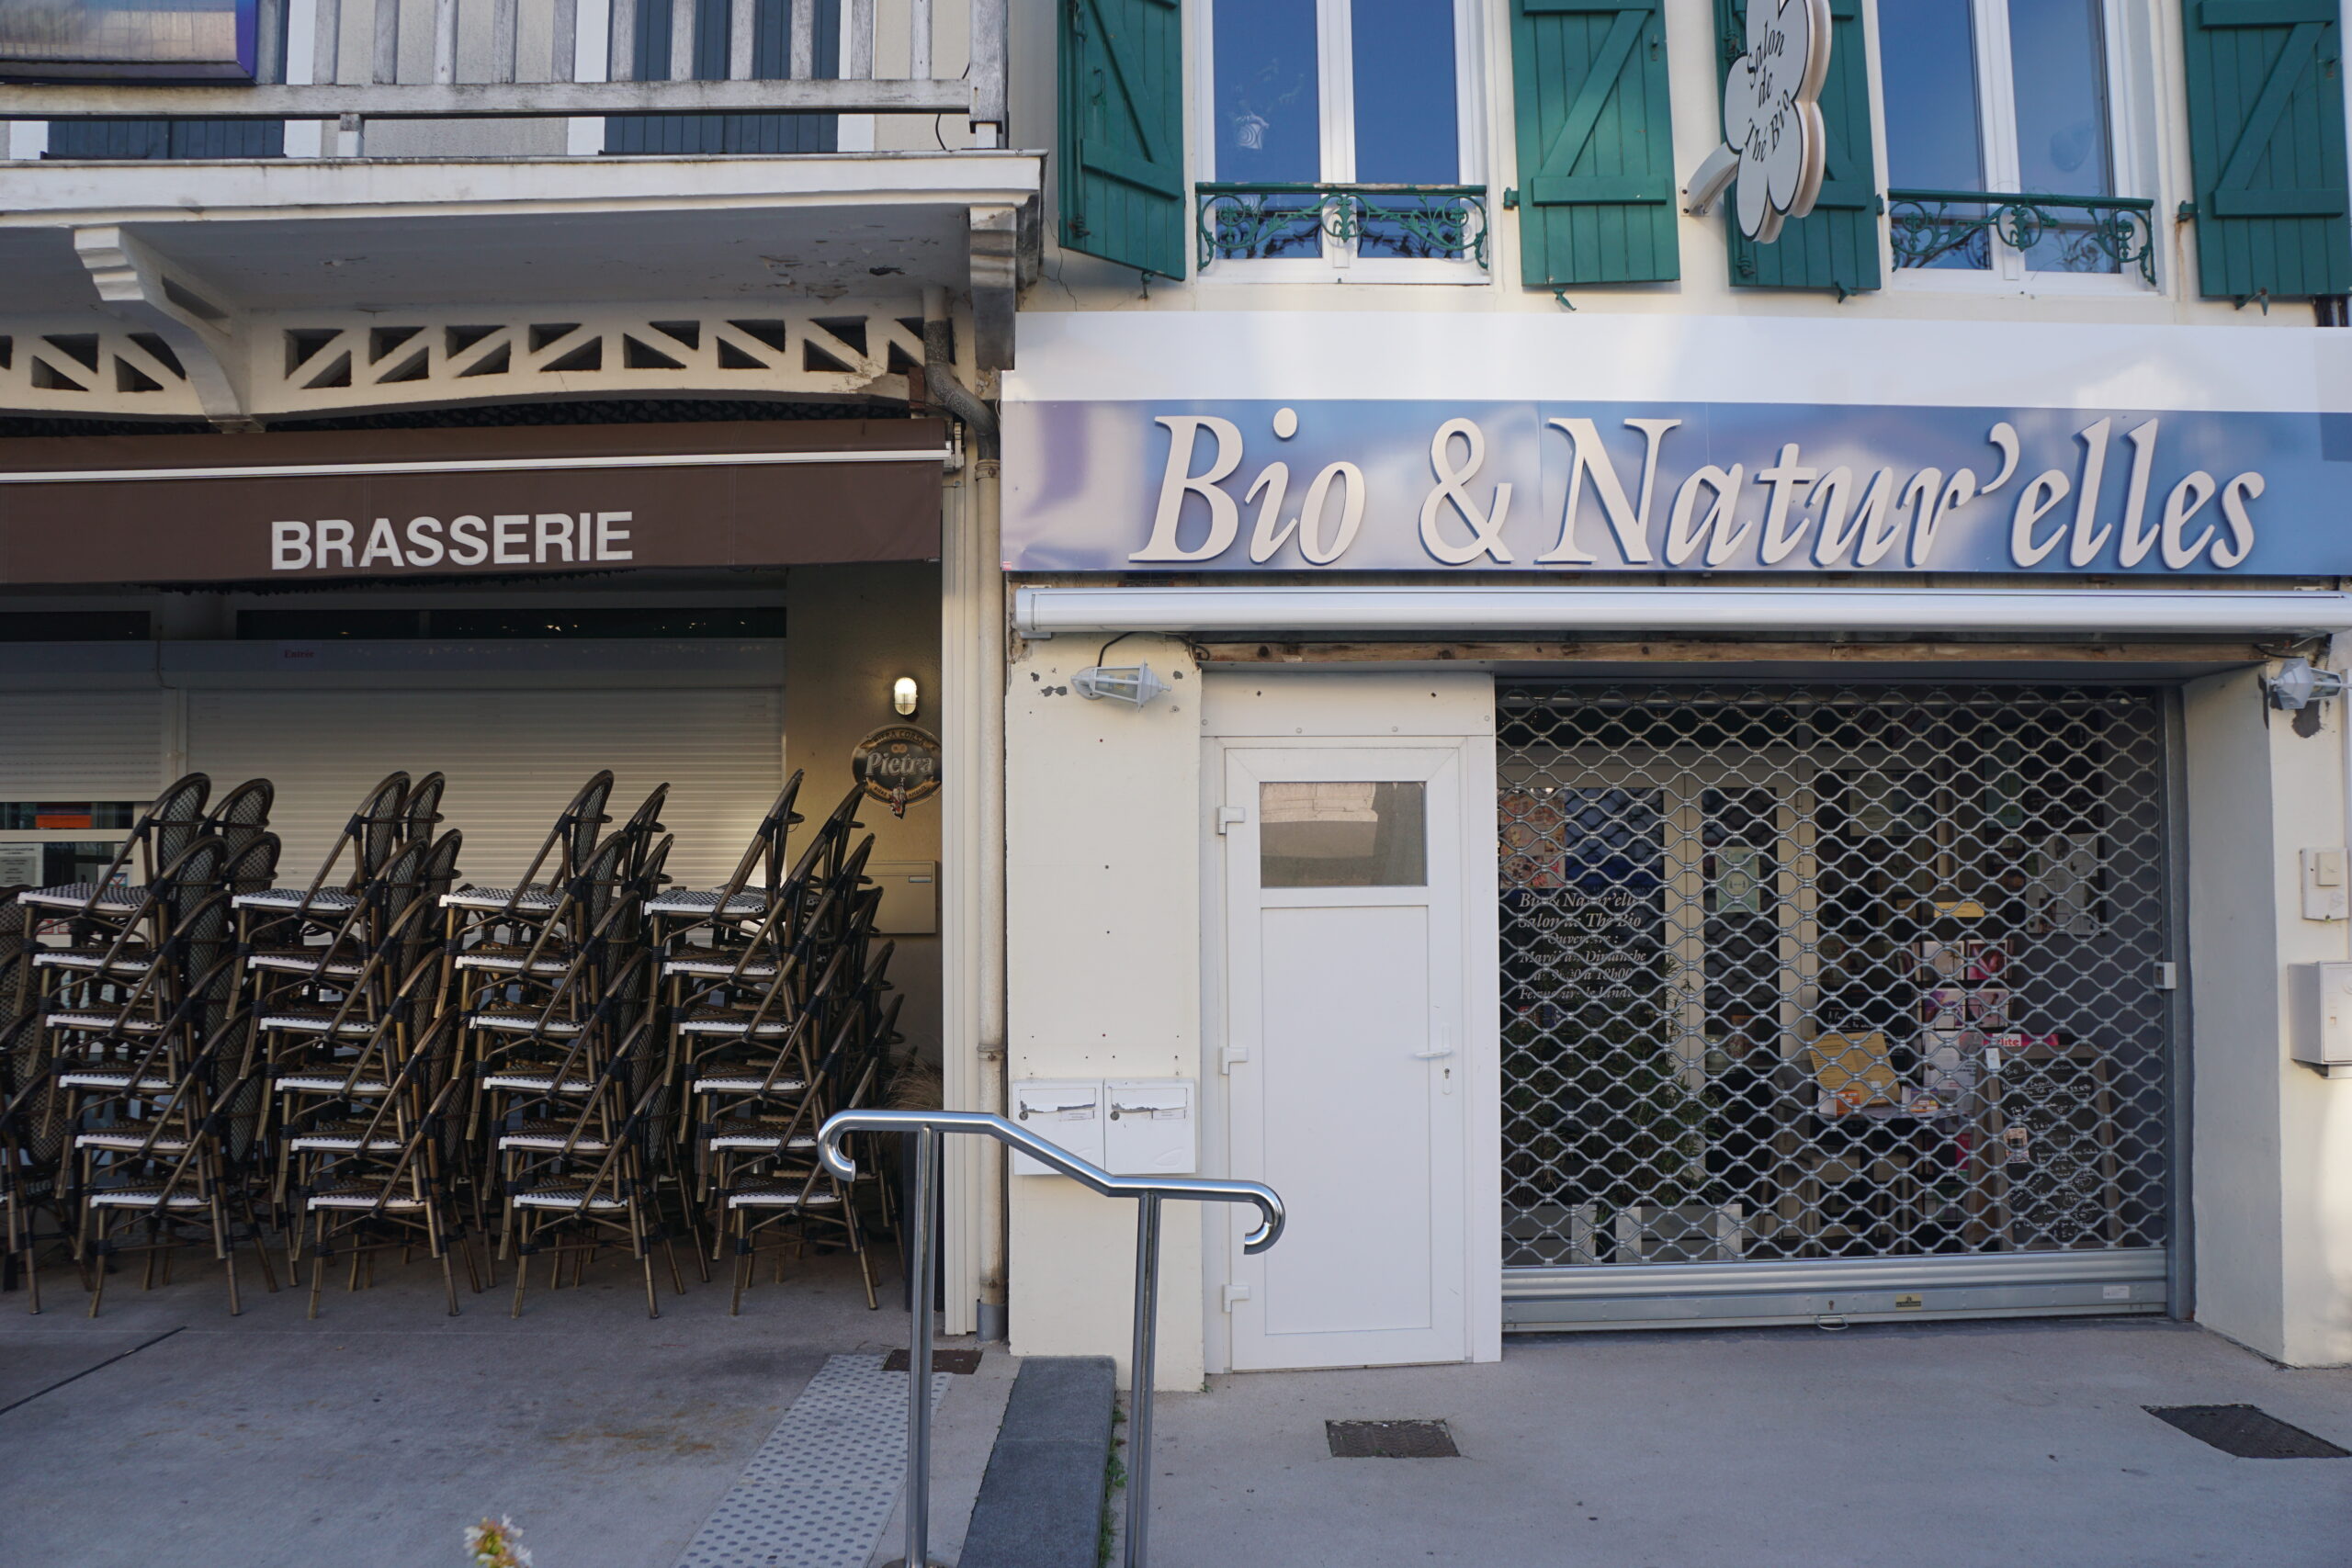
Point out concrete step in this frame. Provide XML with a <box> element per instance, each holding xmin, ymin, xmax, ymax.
<box><xmin>955</xmin><ymin>1356</ymin><xmax>1116</xmax><ymax>1568</ymax></box>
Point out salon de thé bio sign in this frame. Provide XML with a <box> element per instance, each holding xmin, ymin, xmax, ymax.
<box><xmin>1001</xmin><ymin>400</ymin><xmax>2352</xmax><ymax>576</ymax></box>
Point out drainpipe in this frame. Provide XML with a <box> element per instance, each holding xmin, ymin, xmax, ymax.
<box><xmin>922</xmin><ymin>286</ymin><xmax>998</xmax><ymax>443</ymax></box>
<box><xmin>924</xmin><ymin>283</ymin><xmax>1010</xmax><ymax>1340</ymax></box>
<box><xmin>976</xmin><ymin>453</ymin><xmax>1009</xmax><ymax>1343</ymax></box>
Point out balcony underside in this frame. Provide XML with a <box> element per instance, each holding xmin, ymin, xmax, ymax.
<box><xmin>0</xmin><ymin>150</ymin><xmax>1038</xmax><ymax>424</ymax></box>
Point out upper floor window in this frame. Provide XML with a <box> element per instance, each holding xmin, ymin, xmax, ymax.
<box><xmin>1198</xmin><ymin>0</ymin><xmax>1485</xmax><ymax>277</ymax></box>
<box><xmin>1879</xmin><ymin>0</ymin><xmax>2146</xmax><ymax>283</ymax></box>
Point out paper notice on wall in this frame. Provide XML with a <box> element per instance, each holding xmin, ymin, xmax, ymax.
<box><xmin>2028</xmin><ymin>832</ymin><xmax>2102</xmax><ymax>936</ymax></box>
<box><xmin>0</xmin><ymin>844</ymin><xmax>40</xmax><ymax>886</ymax></box>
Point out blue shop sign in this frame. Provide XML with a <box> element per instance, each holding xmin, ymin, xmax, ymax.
<box><xmin>1001</xmin><ymin>399</ymin><xmax>2352</xmax><ymax>576</ymax></box>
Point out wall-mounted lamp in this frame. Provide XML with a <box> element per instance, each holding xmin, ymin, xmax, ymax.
<box><xmin>2267</xmin><ymin>658</ymin><xmax>2346</xmax><ymax>712</ymax></box>
<box><xmin>892</xmin><ymin>676</ymin><xmax>920</xmax><ymax>717</ymax></box>
<box><xmin>1073</xmin><ymin>663</ymin><xmax>1170</xmax><ymax>707</ymax></box>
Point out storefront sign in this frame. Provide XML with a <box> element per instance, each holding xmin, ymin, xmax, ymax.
<box><xmin>0</xmin><ymin>419</ymin><xmax>946</xmax><ymax>586</ymax></box>
<box><xmin>1711</xmin><ymin>0</ymin><xmax>1831</xmax><ymax>243</ymax></box>
<box><xmin>1004</xmin><ymin>398</ymin><xmax>2347</xmax><ymax>576</ymax></box>
<box><xmin>853</xmin><ymin>724</ymin><xmax>942</xmax><ymax>818</ymax></box>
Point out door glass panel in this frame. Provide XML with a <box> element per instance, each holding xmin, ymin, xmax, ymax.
<box><xmin>1261</xmin><ymin>781</ymin><xmax>1427</xmax><ymax>887</ymax></box>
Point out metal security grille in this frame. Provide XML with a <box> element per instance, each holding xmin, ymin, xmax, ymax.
<box><xmin>1497</xmin><ymin>683</ymin><xmax>2174</xmax><ymax>1298</ymax></box>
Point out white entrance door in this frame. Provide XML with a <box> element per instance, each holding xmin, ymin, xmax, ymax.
<box><xmin>1221</xmin><ymin>745</ymin><xmax>1469</xmax><ymax>1370</ymax></box>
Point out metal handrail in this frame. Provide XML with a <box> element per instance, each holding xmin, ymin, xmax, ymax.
<box><xmin>818</xmin><ymin>1109</ymin><xmax>1283</xmax><ymax>1568</ymax></box>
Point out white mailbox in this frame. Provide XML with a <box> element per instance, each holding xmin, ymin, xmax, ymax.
<box><xmin>1010</xmin><ymin>1079</ymin><xmax>1106</xmax><ymax>1175</ymax></box>
<box><xmin>2290</xmin><ymin>962</ymin><xmax>2352</xmax><ymax>1077</ymax></box>
<box><xmin>1103</xmin><ymin>1078</ymin><xmax>1196</xmax><ymax>1176</ymax></box>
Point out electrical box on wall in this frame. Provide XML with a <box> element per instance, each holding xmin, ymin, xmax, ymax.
<box><xmin>867</xmin><ymin>861</ymin><xmax>939</xmax><ymax>935</ymax></box>
<box><xmin>2290</xmin><ymin>963</ymin><xmax>2352</xmax><ymax>1077</ymax></box>
<box><xmin>2302</xmin><ymin>849</ymin><xmax>2350</xmax><ymax>921</ymax></box>
<box><xmin>1104</xmin><ymin>1078</ymin><xmax>1196</xmax><ymax>1175</ymax></box>
<box><xmin>1010</xmin><ymin>1079</ymin><xmax>1104</xmax><ymax>1175</ymax></box>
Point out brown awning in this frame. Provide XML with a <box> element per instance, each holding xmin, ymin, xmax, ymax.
<box><xmin>0</xmin><ymin>417</ymin><xmax>946</xmax><ymax>587</ymax></box>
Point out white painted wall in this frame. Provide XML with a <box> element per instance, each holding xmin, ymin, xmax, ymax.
<box><xmin>1005</xmin><ymin>632</ymin><xmax>1206</xmax><ymax>1386</ymax></box>
<box><xmin>2185</xmin><ymin>665</ymin><xmax>2352</xmax><ymax>1365</ymax></box>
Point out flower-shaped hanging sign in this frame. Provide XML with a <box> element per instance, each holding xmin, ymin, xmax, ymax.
<box><xmin>1685</xmin><ymin>0</ymin><xmax>1831</xmax><ymax>243</ymax></box>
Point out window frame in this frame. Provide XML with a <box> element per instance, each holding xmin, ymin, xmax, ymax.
<box><xmin>1875</xmin><ymin>0</ymin><xmax>2154</xmax><ymax>296</ymax></box>
<box><xmin>1192</xmin><ymin>0</ymin><xmax>1490</xmax><ymax>286</ymax></box>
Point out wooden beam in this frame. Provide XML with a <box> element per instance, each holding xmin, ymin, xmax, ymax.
<box><xmin>0</xmin><ymin>77</ymin><xmax>971</xmax><ymax>118</ymax></box>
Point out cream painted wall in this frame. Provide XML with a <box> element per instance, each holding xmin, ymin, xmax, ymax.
<box><xmin>2185</xmin><ymin>666</ymin><xmax>2352</xmax><ymax>1366</ymax></box>
<box><xmin>1009</xmin><ymin>0</ymin><xmax>2310</xmax><ymax>331</ymax></box>
<box><xmin>786</xmin><ymin>560</ymin><xmax>946</xmax><ymax>1062</ymax></box>
<box><xmin>1004</xmin><ymin>632</ymin><xmax>1207</xmax><ymax>1386</ymax></box>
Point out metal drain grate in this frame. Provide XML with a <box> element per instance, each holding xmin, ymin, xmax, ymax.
<box><xmin>2145</xmin><ymin>1405</ymin><xmax>2348</xmax><ymax>1459</ymax></box>
<box><xmin>883</xmin><ymin>1348</ymin><xmax>982</xmax><ymax>1374</ymax></box>
<box><xmin>1326</xmin><ymin>1419</ymin><xmax>1460</xmax><ymax>1459</ymax></box>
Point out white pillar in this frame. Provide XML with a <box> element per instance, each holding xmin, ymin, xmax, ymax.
<box><xmin>2185</xmin><ymin>664</ymin><xmax>2352</xmax><ymax>1365</ymax></box>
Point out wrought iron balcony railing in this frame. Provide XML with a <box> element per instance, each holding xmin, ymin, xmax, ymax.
<box><xmin>1195</xmin><ymin>182</ymin><xmax>1488</xmax><ymax>270</ymax></box>
<box><xmin>1886</xmin><ymin>189</ymin><xmax>2156</xmax><ymax>286</ymax></box>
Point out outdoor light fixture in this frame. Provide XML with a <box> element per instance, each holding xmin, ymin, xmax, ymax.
<box><xmin>1073</xmin><ymin>663</ymin><xmax>1170</xmax><ymax>707</ymax></box>
<box><xmin>2267</xmin><ymin>658</ymin><xmax>2346</xmax><ymax>711</ymax></box>
<box><xmin>892</xmin><ymin>676</ymin><xmax>920</xmax><ymax>716</ymax></box>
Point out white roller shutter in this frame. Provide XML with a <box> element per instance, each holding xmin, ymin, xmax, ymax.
<box><xmin>0</xmin><ymin>692</ymin><xmax>165</xmax><ymax>799</ymax></box>
<box><xmin>186</xmin><ymin>688</ymin><xmax>783</xmax><ymax>890</ymax></box>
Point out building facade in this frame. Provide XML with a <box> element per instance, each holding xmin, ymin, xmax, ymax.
<box><xmin>9</xmin><ymin>0</ymin><xmax>2352</xmax><ymax>1385</ymax></box>
<box><xmin>995</xmin><ymin>0</ymin><xmax>2352</xmax><ymax>1384</ymax></box>
<box><xmin>0</xmin><ymin>0</ymin><xmax>1035</xmax><ymax>1331</ymax></box>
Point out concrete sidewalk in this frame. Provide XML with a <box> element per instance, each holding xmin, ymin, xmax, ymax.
<box><xmin>0</xmin><ymin>1248</ymin><xmax>912</xmax><ymax>1568</ymax></box>
<box><xmin>1139</xmin><ymin>1319</ymin><xmax>2352</xmax><ymax>1568</ymax></box>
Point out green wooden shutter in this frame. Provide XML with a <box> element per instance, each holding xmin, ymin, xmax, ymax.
<box><xmin>1714</xmin><ymin>0</ymin><xmax>1879</xmax><ymax>294</ymax></box>
<box><xmin>1057</xmin><ymin>0</ymin><xmax>1185</xmax><ymax>278</ymax></box>
<box><xmin>2181</xmin><ymin>0</ymin><xmax>2352</xmax><ymax>300</ymax></box>
<box><xmin>1510</xmin><ymin>0</ymin><xmax>1678</xmax><ymax>287</ymax></box>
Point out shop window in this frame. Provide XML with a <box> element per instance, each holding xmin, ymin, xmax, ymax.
<box><xmin>0</xmin><ymin>611</ymin><xmax>150</xmax><ymax>641</ymax></box>
<box><xmin>1197</xmin><ymin>0</ymin><xmax>1486</xmax><ymax>278</ymax></box>
<box><xmin>0</xmin><ymin>803</ymin><xmax>141</xmax><ymax>830</ymax></box>
<box><xmin>1880</xmin><ymin>0</ymin><xmax>2153</xmax><ymax>286</ymax></box>
<box><xmin>237</xmin><ymin>607</ymin><xmax>786</xmax><ymax>640</ymax></box>
<box><xmin>429</xmin><ymin>606</ymin><xmax>787</xmax><ymax>638</ymax></box>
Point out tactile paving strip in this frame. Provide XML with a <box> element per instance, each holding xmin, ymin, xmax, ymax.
<box><xmin>675</xmin><ymin>1353</ymin><xmax>952</xmax><ymax>1568</ymax></box>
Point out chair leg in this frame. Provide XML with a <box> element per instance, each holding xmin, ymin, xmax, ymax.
<box><xmin>663</xmin><ymin>1236</ymin><xmax>686</xmax><ymax>1296</ymax></box>
<box><xmin>308</xmin><ymin>1246</ymin><xmax>328</xmax><ymax>1321</ymax></box>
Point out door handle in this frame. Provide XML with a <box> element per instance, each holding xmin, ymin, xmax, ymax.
<box><xmin>1411</xmin><ymin>1026</ymin><xmax>1455</xmax><ymax>1061</ymax></box>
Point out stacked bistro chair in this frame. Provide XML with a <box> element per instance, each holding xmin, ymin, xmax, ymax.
<box><xmin>650</xmin><ymin>784</ymin><xmax>899</xmax><ymax>1314</ymax></box>
<box><xmin>70</xmin><ymin>1008</ymin><xmax>275</xmax><ymax>1315</ymax></box>
<box><xmin>0</xmin><ymin>1015</ymin><xmax>62</xmax><ymax>1309</ymax></box>
<box><xmin>446</xmin><ymin>780</ymin><xmax>676</xmax><ymax>1289</ymax></box>
<box><xmin>497</xmin><ymin>1016</ymin><xmax>685</xmax><ymax>1318</ymax></box>
<box><xmin>643</xmin><ymin>773</ymin><xmax>805</xmax><ymax>953</ymax></box>
<box><xmin>1</xmin><ymin>773</ymin><xmax>278</xmax><ymax>1313</ymax></box>
<box><xmin>286</xmin><ymin>1010</ymin><xmax>476</xmax><ymax>1316</ymax></box>
<box><xmin>710</xmin><ymin>954</ymin><xmax>902</xmax><ymax>1314</ymax></box>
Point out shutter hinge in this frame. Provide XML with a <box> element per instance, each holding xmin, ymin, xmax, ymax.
<box><xmin>1219</xmin><ymin>1042</ymin><xmax>1250</xmax><ymax>1074</ymax></box>
<box><xmin>1216</xmin><ymin>805</ymin><xmax>1247</xmax><ymax>835</ymax></box>
<box><xmin>1501</xmin><ymin>186</ymin><xmax>1518</xmax><ymax>210</ymax></box>
<box><xmin>1221</xmin><ymin>1282</ymin><xmax>1250</xmax><ymax>1313</ymax></box>
<box><xmin>2177</xmin><ymin>200</ymin><xmax>2198</xmax><ymax>223</ymax></box>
